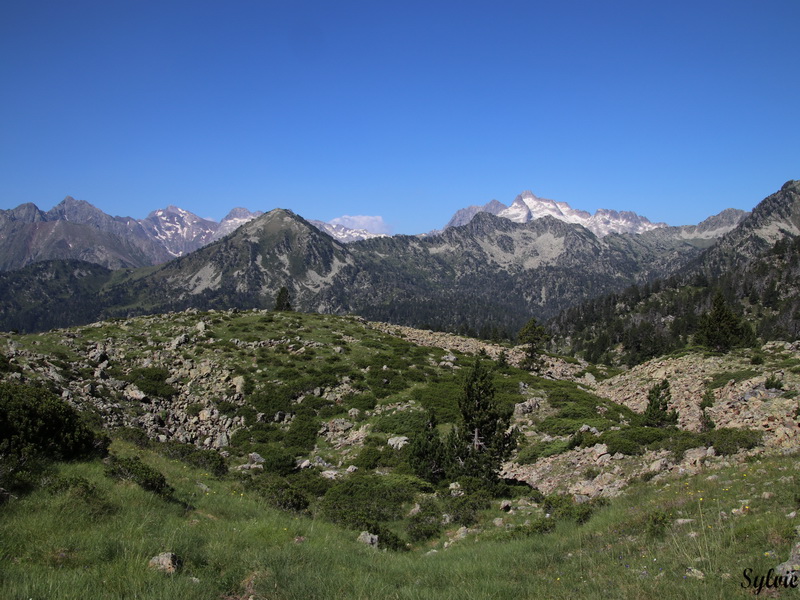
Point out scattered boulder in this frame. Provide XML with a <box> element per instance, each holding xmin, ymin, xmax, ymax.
<box><xmin>148</xmin><ymin>552</ymin><xmax>181</xmax><ymax>573</ymax></box>
<box><xmin>357</xmin><ymin>531</ymin><xmax>379</xmax><ymax>548</ymax></box>
<box><xmin>387</xmin><ymin>436</ymin><xmax>409</xmax><ymax>450</ymax></box>
<box><xmin>776</xmin><ymin>541</ymin><xmax>800</xmax><ymax>576</ymax></box>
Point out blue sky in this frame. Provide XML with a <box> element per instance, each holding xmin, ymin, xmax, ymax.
<box><xmin>1</xmin><ymin>1</ymin><xmax>798</xmax><ymax>234</ymax></box>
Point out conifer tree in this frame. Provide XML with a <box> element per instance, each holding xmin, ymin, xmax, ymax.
<box><xmin>695</xmin><ymin>291</ymin><xmax>754</xmax><ymax>352</ymax></box>
<box><xmin>518</xmin><ymin>317</ymin><xmax>550</xmax><ymax>370</ymax></box>
<box><xmin>408</xmin><ymin>413</ymin><xmax>447</xmax><ymax>484</ymax></box>
<box><xmin>274</xmin><ymin>286</ymin><xmax>292</xmax><ymax>311</ymax></box>
<box><xmin>642</xmin><ymin>379</ymin><xmax>678</xmax><ymax>428</ymax></box>
<box><xmin>445</xmin><ymin>359</ymin><xmax>517</xmax><ymax>482</ymax></box>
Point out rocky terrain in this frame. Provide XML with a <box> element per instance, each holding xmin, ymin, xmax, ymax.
<box><xmin>3</xmin><ymin>309</ymin><xmax>797</xmax><ymax>505</ymax></box>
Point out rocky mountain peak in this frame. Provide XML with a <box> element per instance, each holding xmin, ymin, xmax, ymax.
<box><xmin>446</xmin><ymin>190</ymin><xmax>666</xmax><ymax>237</ymax></box>
<box><xmin>3</xmin><ymin>203</ymin><xmax>47</xmax><ymax>223</ymax></box>
<box><xmin>445</xmin><ymin>199</ymin><xmax>509</xmax><ymax>229</ymax></box>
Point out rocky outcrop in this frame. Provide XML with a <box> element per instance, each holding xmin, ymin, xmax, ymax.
<box><xmin>593</xmin><ymin>342</ymin><xmax>800</xmax><ymax>448</ymax></box>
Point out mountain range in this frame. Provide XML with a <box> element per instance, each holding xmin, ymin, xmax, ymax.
<box><xmin>1</xmin><ymin>179</ymin><xmax>786</xmax><ymax>336</ymax></box>
<box><xmin>444</xmin><ymin>191</ymin><xmax>668</xmax><ymax>236</ymax></box>
<box><xmin>0</xmin><ymin>191</ymin><xmax>743</xmax><ymax>274</ymax></box>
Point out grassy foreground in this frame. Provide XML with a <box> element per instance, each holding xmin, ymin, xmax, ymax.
<box><xmin>1</xmin><ymin>439</ymin><xmax>798</xmax><ymax>599</ymax></box>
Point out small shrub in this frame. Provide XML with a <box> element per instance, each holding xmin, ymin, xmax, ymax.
<box><xmin>352</xmin><ymin>446</ymin><xmax>383</xmax><ymax>471</ymax></box>
<box><xmin>286</xmin><ymin>469</ymin><xmax>333</xmax><ymax>499</ymax></box>
<box><xmin>372</xmin><ymin>410</ymin><xmax>428</xmax><ymax>438</ymax></box>
<box><xmin>252</xmin><ymin>444</ymin><xmax>296</xmax><ymax>476</ymax></box>
<box><xmin>517</xmin><ymin>440</ymin><xmax>569</xmax><ymax>465</ymax></box>
<box><xmin>518</xmin><ymin>516</ymin><xmax>557</xmax><ymax>535</ymax></box>
<box><xmin>406</xmin><ymin>498</ymin><xmax>443</xmax><ymax>542</ymax></box>
<box><xmin>346</xmin><ymin>393</ymin><xmax>377</xmax><ymax>412</ymax></box>
<box><xmin>185</xmin><ymin>403</ymin><xmax>204</xmax><ymax>417</ymax></box>
<box><xmin>704</xmin><ymin>428</ymin><xmax>762</xmax><ymax>455</ymax></box>
<box><xmin>247</xmin><ymin>474</ymin><xmax>309</xmax><ymax>513</ymax></box>
<box><xmin>46</xmin><ymin>475</ymin><xmax>115</xmax><ymax>517</ymax></box>
<box><xmin>320</xmin><ymin>474</ymin><xmax>418</xmax><ymax>530</ymax></box>
<box><xmin>582</xmin><ymin>467</ymin><xmax>600</xmax><ymax>480</ymax></box>
<box><xmin>126</xmin><ymin>367</ymin><xmax>178</xmax><ymax>399</ymax></box>
<box><xmin>444</xmin><ymin>490</ymin><xmax>491</xmax><ymax>526</ymax></box>
<box><xmin>216</xmin><ymin>400</ymin><xmax>239</xmax><ymax>416</ymax></box>
<box><xmin>765</xmin><ymin>375</ymin><xmax>784</xmax><ymax>390</ymax></box>
<box><xmin>0</xmin><ymin>382</ymin><xmax>109</xmax><ymax>491</ymax></box>
<box><xmin>113</xmin><ymin>427</ymin><xmax>151</xmax><ymax>448</ymax></box>
<box><xmin>105</xmin><ymin>455</ymin><xmax>174</xmax><ymax>498</ymax></box>
<box><xmin>159</xmin><ymin>440</ymin><xmax>228</xmax><ymax>476</ymax></box>
<box><xmin>542</xmin><ymin>494</ymin><xmax>602</xmax><ymax>524</ymax></box>
<box><xmin>283</xmin><ymin>413</ymin><xmax>319</xmax><ymax>453</ymax></box>
<box><xmin>646</xmin><ymin>509</ymin><xmax>671</xmax><ymax>537</ymax></box>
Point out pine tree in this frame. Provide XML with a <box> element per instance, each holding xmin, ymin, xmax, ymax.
<box><xmin>445</xmin><ymin>359</ymin><xmax>517</xmax><ymax>482</ymax></box>
<box><xmin>518</xmin><ymin>317</ymin><xmax>550</xmax><ymax>370</ymax></box>
<box><xmin>695</xmin><ymin>291</ymin><xmax>754</xmax><ymax>352</ymax></box>
<box><xmin>642</xmin><ymin>379</ymin><xmax>678</xmax><ymax>428</ymax></box>
<box><xmin>274</xmin><ymin>286</ymin><xmax>292</xmax><ymax>311</ymax></box>
<box><xmin>408</xmin><ymin>413</ymin><xmax>447</xmax><ymax>484</ymax></box>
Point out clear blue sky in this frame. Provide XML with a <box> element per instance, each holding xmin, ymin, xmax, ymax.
<box><xmin>1</xmin><ymin>0</ymin><xmax>798</xmax><ymax>234</ymax></box>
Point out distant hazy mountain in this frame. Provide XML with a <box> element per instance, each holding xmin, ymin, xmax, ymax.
<box><xmin>0</xmin><ymin>197</ymin><xmax>395</xmax><ymax>271</ymax></box>
<box><xmin>0</xmin><ymin>197</ymin><xmax>172</xmax><ymax>270</ymax></box>
<box><xmin>308</xmin><ymin>220</ymin><xmax>387</xmax><ymax>243</ymax></box>
<box><xmin>444</xmin><ymin>199</ymin><xmax>508</xmax><ymax>228</ymax></box>
<box><xmin>445</xmin><ymin>191</ymin><xmax>667</xmax><ymax>237</ymax></box>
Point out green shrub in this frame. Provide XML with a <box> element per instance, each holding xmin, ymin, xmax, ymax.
<box><xmin>582</xmin><ymin>467</ymin><xmax>600</xmax><ymax>480</ymax></box>
<box><xmin>645</xmin><ymin>509</ymin><xmax>671</xmax><ymax>538</ymax></box>
<box><xmin>286</xmin><ymin>469</ymin><xmax>333</xmax><ymax>499</ymax></box>
<box><xmin>706</xmin><ymin>369</ymin><xmax>759</xmax><ymax>390</ymax></box>
<box><xmin>515</xmin><ymin>517</ymin><xmax>556</xmax><ymax>536</ymax></box>
<box><xmin>704</xmin><ymin>428</ymin><xmax>762</xmax><ymax>455</ymax></box>
<box><xmin>251</xmin><ymin>444</ymin><xmax>296</xmax><ymax>476</ymax></box>
<box><xmin>541</xmin><ymin>494</ymin><xmax>600</xmax><ymax>524</ymax></box>
<box><xmin>346</xmin><ymin>393</ymin><xmax>377</xmax><ymax>412</ymax></box>
<box><xmin>158</xmin><ymin>441</ymin><xmax>228</xmax><ymax>476</ymax></box>
<box><xmin>411</xmin><ymin>379</ymin><xmax>462</xmax><ymax>423</ymax></box>
<box><xmin>112</xmin><ymin>426</ymin><xmax>151</xmax><ymax>448</ymax></box>
<box><xmin>443</xmin><ymin>490</ymin><xmax>491</xmax><ymax>526</ymax></box>
<box><xmin>0</xmin><ymin>382</ymin><xmax>108</xmax><ymax>491</ymax></box>
<box><xmin>320</xmin><ymin>473</ymin><xmax>417</xmax><ymax>530</ymax></box>
<box><xmin>46</xmin><ymin>475</ymin><xmax>115</xmax><ymax>517</ymax></box>
<box><xmin>283</xmin><ymin>413</ymin><xmax>319</xmax><ymax>453</ymax></box>
<box><xmin>765</xmin><ymin>375</ymin><xmax>784</xmax><ymax>390</ymax></box>
<box><xmin>372</xmin><ymin>409</ymin><xmax>428</xmax><ymax>438</ymax></box>
<box><xmin>185</xmin><ymin>403</ymin><xmax>204</xmax><ymax>417</ymax></box>
<box><xmin>216</xmin><ymin>400</ymin><xmax>239</xmax><ymax>416</ymax></box>
<box><xmin>126</xmin><ymin>367</ymin><xmax>178</xmax><ymax>399</ymax></box>
<box><xmin>599</xmin><ymin>427</ymin><xmax>668</xmax><ymax>456</ymax></box>
<box><xmin>537</xmin><ymin>417</ymin><xmax>607</xmax><ymax>437</ymax></box>
<box><xmin>352</xmin><ymin>446</ymin><xmax>383</xmax><ymax>470</ymax></box>
<box><xmin>406</xmin><ymin>498</ymin><xmax>444</xmax><ymax>542</ymax></box>
<box><xmin>247</xmin><ymin>474</ymin><xmax>309</xmax><ymax>513</ymax></box>
<box><xmin>105</xmin><ymin>455</ymin><xmax>174</xmax><ymax>498</ymax></box>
